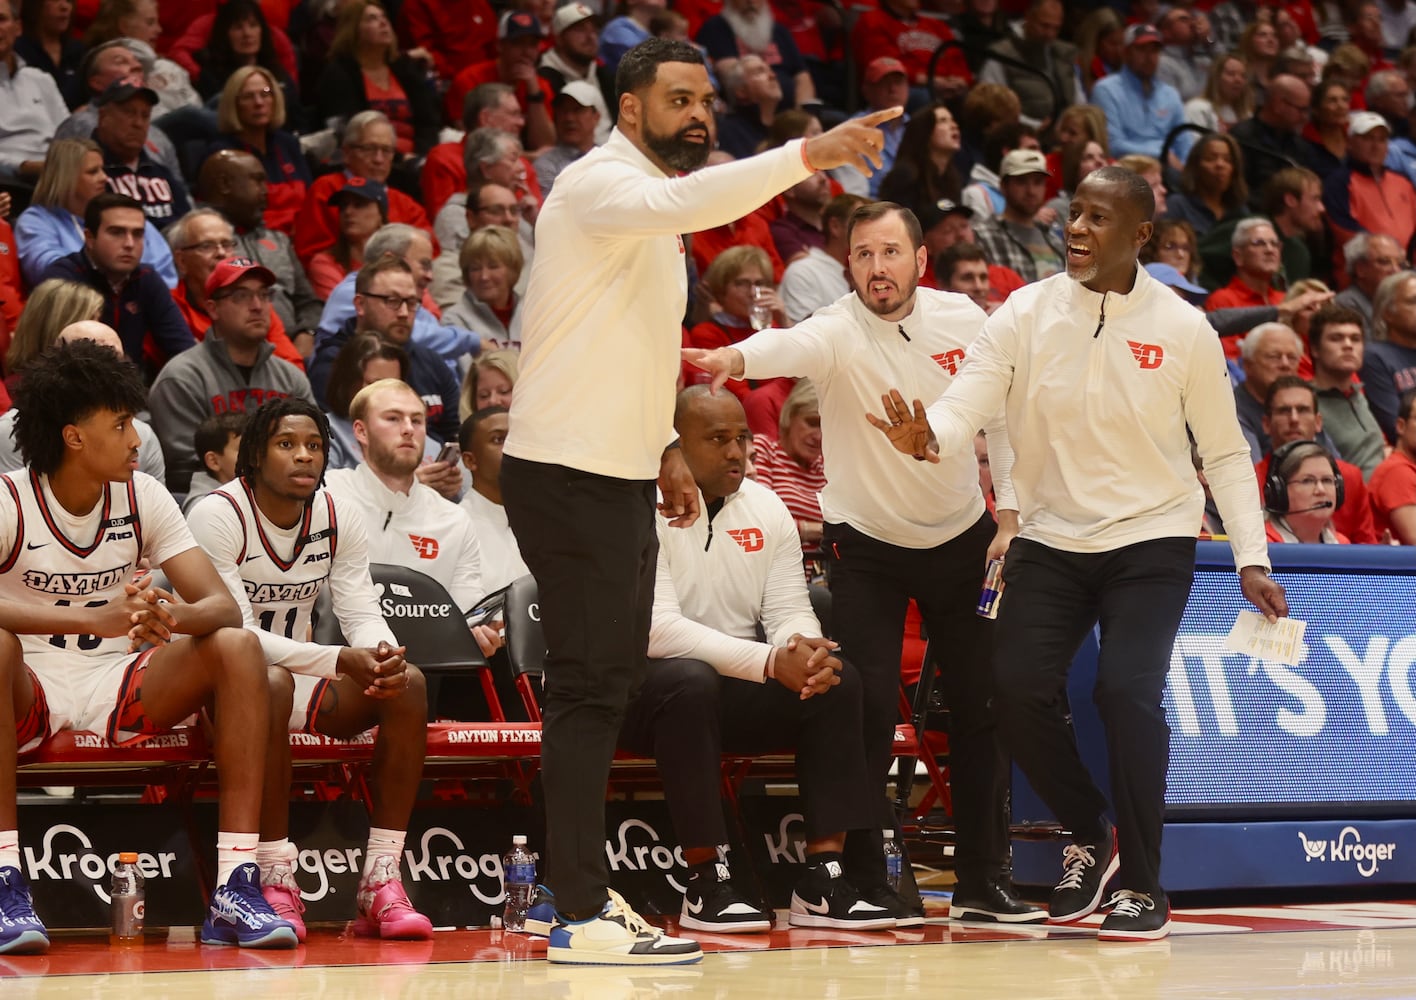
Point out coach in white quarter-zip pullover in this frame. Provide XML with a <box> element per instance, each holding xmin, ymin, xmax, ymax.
<box><xmin>872</xmin><ymin>167</ymin><xmax>1288</xmax><ymax>942</ymax></box>
<box><xmin>497</xmin><ymin>35</ymin><xmax>900</xmax><ymax>955</ymax></box>
<box><xmin>683</xmin><ymin>201</ymin><xmax>1043</xmax><ymax>926</ymax></box>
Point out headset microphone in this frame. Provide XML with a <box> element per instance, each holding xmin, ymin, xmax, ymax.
<box><xmin>1288</xmin><ymin>501</ymin><xmax>1335</xmax><ymax>514</ymax></box>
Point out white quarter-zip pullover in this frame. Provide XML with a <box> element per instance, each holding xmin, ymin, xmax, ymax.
<box><xmin>923</xmin><ymin>266</ymin><xmax>1269</xmax><ymax>568</ymax></box>
<box><xmin>506</xmin><ymin>130</ymin><xmax>814</xmax><ymax>480</ymax></box>
<box><xmin>648</xmin><ymin>479</ymin><xmax>822</xmax><ymax>683</ymax></box>
<box><xmin>736</xmin><ymin>288</ymin><xmax>1016</xmax><ymax>549</ymax></box>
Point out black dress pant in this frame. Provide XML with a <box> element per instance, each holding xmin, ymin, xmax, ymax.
<box><xmin>992</xmin><ymin>536</ymin><xmax>1197</xmax><ymax>897</ymax></box>
<box><xmin>618</xmin><ymin>657</ymin><xmax>875</xmax><ymax>849</ymax></box>
<box><xmin>823</xmin><ymin>513</ymin><xmax>1010</xmax><ymax>888</ymax></box>
<box><xmin>501</xmin><ymin>455</ymin><xmax>658</xmax><ymax>916</ymax></box>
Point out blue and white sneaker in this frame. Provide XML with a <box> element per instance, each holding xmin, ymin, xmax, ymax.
<box><xmin>0</xmin><ymin>867</ymin><xmax>49</xmax><ymax>954</ymax></box>
<box><xmin>201</xmin><ymin>863</ymin><xmax>299</xmax><ymax>949</ymax></box>
<box><xmin>548</xmin><ymin>889</ymin><xmax>702</xmax><ymax>966</ymax></box>
<box><xmin>522</xmin><ymin>884</ymin><xmax>559</xmax><ymax>937</ymax></box>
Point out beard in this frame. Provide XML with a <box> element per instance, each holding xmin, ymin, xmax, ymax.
<box><xmin>644</xmin><ymin>119</ymin><xmax>712</xmax><ymax>172</ymax></box>
<box><xmin>721</xmin><ymin>5</ymin><xmax>775</xmax><ymax>54</ymax></box>
<box><xmin>854</xmin><ymin>272</ymin><xmax>918</xmax><ymax>317</ymax></box>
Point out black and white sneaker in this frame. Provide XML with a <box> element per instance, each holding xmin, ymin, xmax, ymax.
<box><xmin>858</xmin><ymin>882</ymin><xmax>925</xmax><ymax>928</ymax></box>
<box><xmin>788</xmin><ymin>861</ymin><xmax>895</xmax><ymax>931</ymax></box>
<box><xmin>949</xmin><ymin>877</ymin><xmax>1047</xmax><ymax>924</ymax></box>
<box><xmin>680</xmin><ymin>862</ymin><xmax>771</xmax><ymax>933</ymax></box>
<box><xmin>1048</xmin><ymin>825</ymin><xmax>1119</xmax><ymax>924</ymax></box>
<box><xmin>1098</xmin><ymin>890</ymin><xmax>1171</xmax><ymax>941</ymax></box>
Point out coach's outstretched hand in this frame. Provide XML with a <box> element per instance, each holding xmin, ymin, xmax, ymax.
<box><xmin>681</xmin><ymin>346</ymin><xmax>745</xmax><ymax>395</ymax></box>
<box><xmin>804</xmin><ymin>107</ymin><xmax>905</xmax><ymax>176</ymax></box>
<box><xmin>866</xmin><ymin>388</ymin><xmax>940</xmax><ymax>463</ymax></box>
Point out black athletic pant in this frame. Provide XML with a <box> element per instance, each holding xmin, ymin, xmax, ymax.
<box><xmin>501</xmin><ymin>455</ymin><xmax>657</xmax><ymax>917</ymax></box>
<box><xmin>992</xmin><ymin>536</ymin><xmax>1197</xmax><ymax>897</ymax></box>
<box><xmin>823</xmin><ymin>513</ymin><xmax>1010</xmax><ymax>888</ymax></box>
<box><xmin>618</xmin><ymin>657</ymin><xmax>875</xmax><ymax>848</ymax></box>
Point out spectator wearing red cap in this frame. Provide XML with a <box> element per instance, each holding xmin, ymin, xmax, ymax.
<box><xmin>396</xmin><ymin>0</ymin><xmax>498</xmax><ymax>80</ymax></box>
<box><xmin>850</xmin><ymin>0</ymin><xmax>970</xmax><ymax>107</ymax></box>
<box><xmin>316</xmin><ymin>0</ymin><xmax>442</xmax><ymax>159</ymax></box>
<box><xmin>39</xmin><ymin>190</ymin><xmax>193</xmax><ymax>369</ymax></box>
<box><xmin>165</xmin><ymin>207</ymin><xmax>306</xmax><ymax>370</ymax></box>
<box><xmin>697</xmin><ymin>0</ymin><xmax>817</xmax><ymax>109</ymax></box>
<box><xmin>842</xmin><ymin>57</ymin><xmax>909</xmax><ymax>196</ymax></box>
<box><xmin>293</xmin><ymin>112</ymin><xmax>434</xmax><ymax>267</ymax></box>
<box><xmin>539</xmin><ymin>3</ymin><xmax>613</xmax><ymax>144</ymax></box>
<box><xmin>1089</xmin><ymin>24</ymin><xmax>1188</xmax><ymax>163</ymax></box>
<box><xmin>444</xmin><ymin>11</ymin><xmax>554</xmax><ymax>148</ymax></box>
<box><xmin>149</xmin><ymin>255</ymin><xmax>315</xmax><ymax>491</ymax></box>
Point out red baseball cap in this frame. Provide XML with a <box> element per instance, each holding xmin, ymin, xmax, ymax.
<box><xmin>864</xmin><ymin>57</ymin><xmax>908</xmax><ymax>85</ymax></box>
<box><xmin>205</xmin><ymin>257</ymin><xmax>277</xmax><ymax>298</ymax></box>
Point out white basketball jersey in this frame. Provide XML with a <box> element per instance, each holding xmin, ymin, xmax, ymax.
<box><xmin>208</xmin><ymin>480</ymin><xmax>340</xmax><ymax>642</ymax></box>
<box><xmin>0</xmin><ymin>469</ymin><xmax>145</xmax><ymax>672</ymax></box>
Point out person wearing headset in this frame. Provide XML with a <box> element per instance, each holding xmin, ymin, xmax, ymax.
<box><xmin>1262</xmin><ymin>439</ymin><xmax>1350</xmax><ymax>543</ymax></box>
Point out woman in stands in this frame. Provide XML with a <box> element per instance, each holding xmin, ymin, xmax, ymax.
<box><xmin>1264</xmin><ymin>441</ymin><xmax>1350</xmax><ymax>543</ymax></box>
<box><xmin>684</xmin><ymin>246</ymin><xmax>788</xmax><ymax>404</ymax></box>
<box><xmin>1185</xmin><ymin>52</ymin><xmax>1253</xmax><ymax>134</ymax></box>
<box><xmin>877</xmin><ymin>101</ymin><xmax>965</xmax><ymax>217</ymax></box>
<box><xmin>2</xmin><ymin>279</ymin><xmax>101</xmax><ymax>395</ymax></box>
<box><xmin>307</xmin><ymin>182</ymin><xmax>387</xmax><ymax>299</ymax></box>
<box><xmin>1303</xmin><ymin>78</ymin><xmax>1353</xmax><ymax>178</ymax></box>
<box><xmin>458</xmin><ymin>348</ymin><xmax>517</xmax><ymax>423</ymax></box>
<box><xmin>1164</xmin><ymin>132</ymin><xmax>1249</xmax><ymax>237</ymax></box>
<box><xmin>16</xmin><ymin>0</ymin><xmax>86</xmax><ymax>108</ymax></box>
<box><xmin>13</xmin><ymin>139</ymin><xmax>177</xmax><ymax>289</ymax></box>
<box><xmin>1141</xmin><ymin>218</ymin><xmax>1201</xmax><ymax>283</ymax></box>
<box><xmin>443</xmin><ymin>227</ymin><xmax>525</xmax><ymax>350</ymax></box>
<box><xmin>207</xmin><ymin>66</ymin><xmax>312</xmax><ymax>234</ymax></box>
<box><xmin>1239</xmin><ymin>18</ymin><xmax>1282</xmax><ymax>95</ymax></box>
<box><xmin>193</xmin><ymin>0</ymin><xmax>301</xmax><ymax>123</ymax></box>
<box><xmin>316</xmin><ymin>0</ymin><xmax>440</xmax><ymax>161</ymax></box>
<box><xmin>753</xmin><ymin>379</ymin><xmax>826</xmax><ymax>576</ymax></box>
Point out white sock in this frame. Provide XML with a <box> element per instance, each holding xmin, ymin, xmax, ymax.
<box><xmin>0</xmin><ymin>830</ymin><xmax>19</xmax><ymax>871</ymax></box>
<box><xmin>217</xmin><ymin>832</ymin><xmax>260</xmax><ymax>884</ymax></box>
<box><xmin>257</xmin><ymin>839</ymin><xmax>294</xmax><ymax>883</ymax></box>
<box><xmin>361</xmin><ymin>827</ymin><xmax>406</xmax><ymax>882</ymax></box>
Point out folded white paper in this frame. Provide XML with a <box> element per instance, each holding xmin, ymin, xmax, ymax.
<box><xmin>1223</xmin><ymin>611</ymin><xmax>1307</xmax><ymax>666</ymax></box>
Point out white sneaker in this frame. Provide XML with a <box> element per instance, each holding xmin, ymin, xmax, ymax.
<box><xmin>547</xmin><ymin>889</ymin><xmax>703</xmax><ymax>966</ymax></box>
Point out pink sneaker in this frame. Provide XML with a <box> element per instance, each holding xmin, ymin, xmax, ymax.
<box><xmin>261</xmin><ymin>868</ymin><xmax>307</xmax><ymax>944</ymax></box>
<box><xmin>353</xmin><ymin>858</ymin><xmax>432</xmax><ymax>940</ymax></box>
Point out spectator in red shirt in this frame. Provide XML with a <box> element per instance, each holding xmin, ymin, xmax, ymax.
<box><xmin>307</xmin><ymin>179</ymin><xmax>388</xmax><ymax>299</ymax></box>
<box><xmin>293</xmin><ymin>111</ymin><xmax>433</xmax><ymax>267</ymax></box>
<box><xmin>0</xmin><ymin>213</ymin><xmax>23</xmax><ymax>348</ymax></box>
<box><xmin>697</xmin><ymin>0</ymin><xmax>818</xmax><ymax>109</ymax></box>
<box><xmin>1369</xmin><ymin>386</ymin><xmax>1416</xmax><ymax>543</ymax></box>
<box><xmin>754</xmin><ymin>377</ymin><xmax>826</xmax><ymax>567</ymax></box>
<box><xmin>1255</xmin><ymin>375</ymin><xmax>1377</xmax><ymax>542</ymax></box>
<box><xmin>177</xmin><ymin>0</ymin><xmax>300</xmax><ymax>102</ymax></box>
<box><xmin>444</xmin><ymin>11</ymin><xmax>554</xmax><ymax>148</ymax></box>
<box><xmin>1323</xmin><ymin>111</ymin><xmax>1416</xmax><ymax>252</ymax></box>
<box><xmin>1263</xmin><ymin>439</ymin><xmax>1351</xmax><ymax>543</ymax></box>
<box><xmin>396</xmin><ymin>0</ymin><xmax>497</xmax><ymax>80</ymax></box>
<box><xmin>686</xmin><ymin>245</ymin><xmax>787</xmax><ymax>363</ymax></box>
<box><xmin>420</xmin><ymin>83</ymin><xmax>544</xmax><ymax>220</ymax></box>
<box><xmin>316</xmin><ymin>0</ymin><xmax>442</xmax><ymax>159</ymax></box>
<box><xmin>851</xmin><ymin>0</ymin><xmax>971</xmax><ymax>106</ymax></box>
<box><xmin>1206</xmin><ymin>217</ymin><xmax>1288</xmax><ymax>359</ymax></box>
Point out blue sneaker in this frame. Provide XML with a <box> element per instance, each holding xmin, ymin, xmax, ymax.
<box><xmin>523</xmin><ymin>884</ymin><xmax>559</xmax><ymax>937</ymax></box>
<box><xmin>0</xmin><ymin>867</ymin><xmax>48</xmax><ymax>954</ymax></box>
<box><xmin>201</xmin><ymin>863</ymin><xmax>299</xmax><ymax>949</ymax></box>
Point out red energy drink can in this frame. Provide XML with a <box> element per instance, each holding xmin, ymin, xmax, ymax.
<box><xmin>977</xmin><ymin>558</ymin><xmax>1005</xmax><ymax>619</ymax></box>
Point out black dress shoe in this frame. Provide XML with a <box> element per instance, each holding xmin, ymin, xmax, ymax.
<box><xmin>949</xmin><ymin>878</ymin><xmax>1047</xmax><ymax>924</ymax></box>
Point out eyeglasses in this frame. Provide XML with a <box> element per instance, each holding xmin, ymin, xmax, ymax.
<box><xmin>1291</xmin><ymin>475</ymin><xmax>1338</xmax><ymax>490</ymax></box>
<box><xmin>216</xmin><ymin>287</ymin><xmax>275</xmax><ymax>306</ymax></box>
<box><xmin>348</xmin><ymin>143</ymin><xmax>396</xmax><ymax>158</ymax></box>
<box><xmin>182</xmin><ymin>239</ymin><xmax>239</xmax><ymax>255</ymax></box>
<box><xmin>362</xmin><ymin>291</ymin><xmax>420</xmax><ymax>313</ymax></box>
<box><xmin>237</xmin><ymin>87</ymin><xmax>274</xmax><ymax>103</ymax></box>
<box><xmin>1245</xmin><ymin>238</ymin><xmax>1283</xmax><ymax>250</ymax></box>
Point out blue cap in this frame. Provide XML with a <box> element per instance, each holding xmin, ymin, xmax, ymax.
<box><xmin>1145</xmin><ymin>262</ymin><xmax>1207</xmax><ymax>298</ymax></box>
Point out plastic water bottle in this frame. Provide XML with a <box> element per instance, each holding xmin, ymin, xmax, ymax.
<box><xmin>502</xmin><ymin>835</ymin><xmax>536</xmax><ymax>932</ymax></box>
<box><xmin>110</xmin><ymin>852</ymin><xmax>145</xmax><ymax>945</ymax></box>
<box><xmin>882</xmin><ymin>830</ymin><xmax>904</xmax><ymax>894</ymax></box>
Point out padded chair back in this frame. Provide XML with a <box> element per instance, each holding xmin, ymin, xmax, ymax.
<box><xmin>365</xmin><ymin>563</ymin><xmax>488</xmax><ymax>672</ymax></box>
<box><xmin>501</xmin><ymin>573</ymin><xmax>546</xmax><ymax>680</ymax></box>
